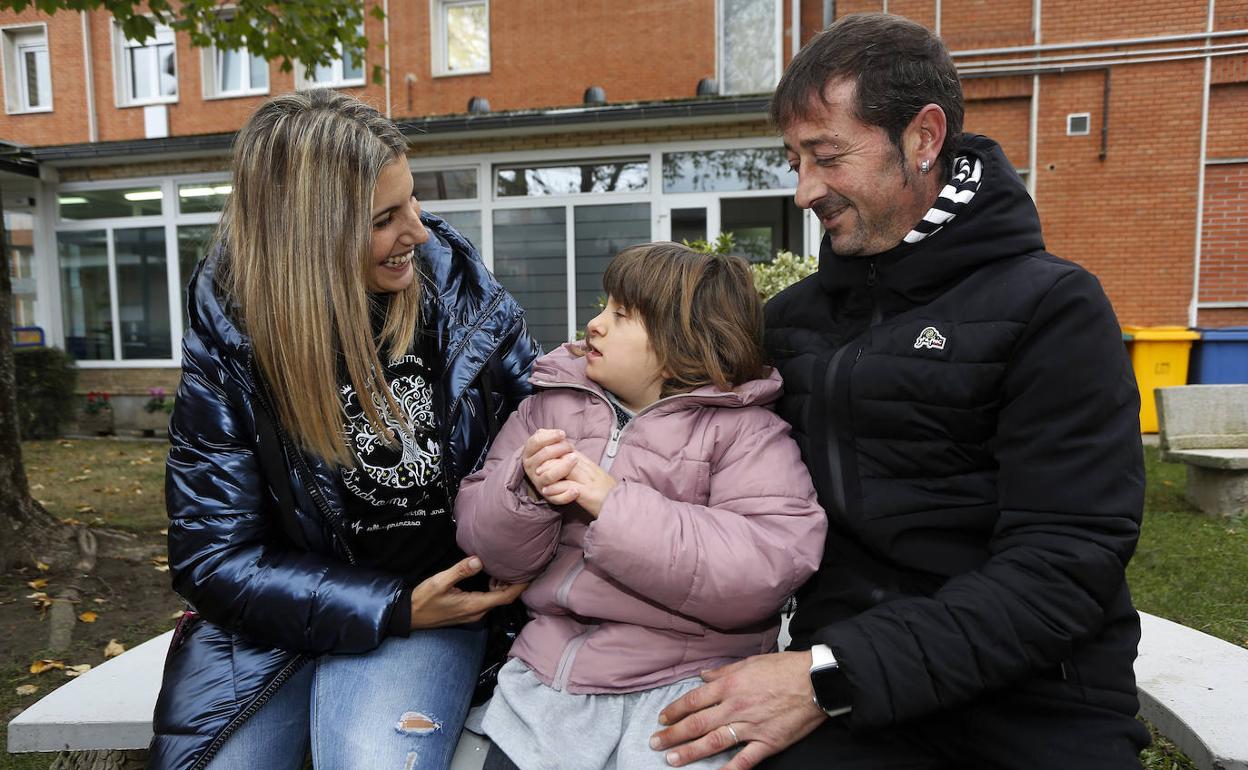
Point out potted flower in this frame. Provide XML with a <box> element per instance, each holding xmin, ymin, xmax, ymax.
<box><xmin>80</xmin><ymin>391</ymin><xmax>114</xmax><ymax>436</ymax></box>
<box><xmin>135</xmin><ymin>386</ymin><xmax>174</xmax><ymax>436</ymax></box>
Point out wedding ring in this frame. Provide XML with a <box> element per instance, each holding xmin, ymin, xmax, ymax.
<box><xmin>725</xmin><ymin>723</ymin><xmax>741</xmax><ymax>745</ymax></box>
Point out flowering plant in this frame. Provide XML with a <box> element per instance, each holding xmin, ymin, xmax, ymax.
<box><xmin>83</xmin><ymin>391</ymin><xmax>112</xmax><ymax>416</ymax></box>
<box><xmin>144</xmin><ymin>387</ymin><xmax>174</xmax><ymax>414</ymax></box>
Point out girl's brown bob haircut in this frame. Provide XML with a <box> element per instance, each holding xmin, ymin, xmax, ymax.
<box><xmin>602</xmin><ymin>242</ymin><xmax>767</xmax><ymax>396</ymax></box>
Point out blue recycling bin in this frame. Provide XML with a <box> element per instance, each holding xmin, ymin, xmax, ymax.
<box><xmin>1189</xmin><ymin>326</ymin><xmax>1248</xmax><ymax>384</ymax></box>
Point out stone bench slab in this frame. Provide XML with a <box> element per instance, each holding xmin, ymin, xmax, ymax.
<box><xmin>1164</xmin><ymin>448</ymin><xmax>1248</xmax><ymax>470</ymax></box>
<box><xmin>1135</xmin><ymin>612</ymin><xmax>1248</xmax><ymax>770</ymax></box>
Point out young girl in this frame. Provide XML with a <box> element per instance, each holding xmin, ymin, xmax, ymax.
<box><xmin>456</xmin><ymin>242</ymin><xmax>827</xmax><ymax>769</ymax></box>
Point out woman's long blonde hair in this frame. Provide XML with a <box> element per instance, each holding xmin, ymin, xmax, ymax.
<box><xmin>219</xmin><ymin>89</ymin><xmax>421</xmax><ymax>466</ymax></box>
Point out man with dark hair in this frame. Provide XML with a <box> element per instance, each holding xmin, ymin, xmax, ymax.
<box><xmin>652</xmin><ymin>13</ymin><xmax>1149</xmax><ymax>770</ymax></box>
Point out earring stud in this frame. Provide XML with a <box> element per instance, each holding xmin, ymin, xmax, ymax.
<box><xmin>920</xmin><ymin>159</ymin><xmax>930</xmax><ymax>174</ymax></box>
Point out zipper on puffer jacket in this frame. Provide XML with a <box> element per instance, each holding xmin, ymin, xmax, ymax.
<box><xmin>188</xmin><ymin>653</ymin><xmax>310</xmax><ymax>770</ymax></box>
<box><xmin>551</xmin><ymin>627</ymin><xmax>595</xmax><ymax>692</ymax></box>
<box><xmin>440</xmin><ymin>290</ymin><xmax>510</xmax><ymax>498</ymax></box>
<box><xmin>248</xmin><ymin>359</ymin><xmax>358</xmax><ymax>565</ymax></box>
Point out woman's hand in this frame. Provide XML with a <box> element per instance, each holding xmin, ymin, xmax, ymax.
<box><xmin>540</xmin><ymin>452</ymin><xmax>617</xmax><ymax>517</ymax></box>
<box><xmin>408</xmin><ymin>556</ymin><xmax>527</xmax><ymax>630</ymax></box>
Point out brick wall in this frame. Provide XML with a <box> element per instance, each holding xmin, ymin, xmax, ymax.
<box><xmin>0</xmin><ymin>10</ymin><xmax>90</xmax><ymax>146</ymax></box>
<box><xmin>1200</xmin><ymin>163</ymin><xmax>1248</xmax><ymax>308</ymax></box>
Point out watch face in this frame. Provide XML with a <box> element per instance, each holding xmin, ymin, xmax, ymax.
<box><xmin>811</xmin><ymin>664</ymin><xmax>853</xmax><ymax>715</ymax></box>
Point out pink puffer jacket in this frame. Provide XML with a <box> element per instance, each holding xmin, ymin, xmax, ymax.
<box><xmin>456</xmin><ymin>344</ymin><xmax>826</xmax><ymax>694</ymax></box>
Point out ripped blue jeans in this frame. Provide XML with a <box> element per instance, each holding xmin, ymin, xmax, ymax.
<box><xmin>205</xmin><ymin>624</ymin><xmax>485</xmax><ymax>770</ymax></box>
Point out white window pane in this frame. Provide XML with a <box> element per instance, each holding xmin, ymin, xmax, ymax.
<box><xmin>130</xmin><ymin>46</ymin><xmax>155</xmax><ymax>100</ymax></box>
<box><xmin>219</xmin><ymin>49</ymin><xmax>242</xmax><ymax>93</ymax></box>
<box><xmin>342</xmin><ymin>52</ymin><xmax>363</xmax><ymax>81</ymax></box>
<box><xmin>158</xmin><ymin>43</ymin><xmax>177</xmax><ymax>96</ymax></box>
<box><xmin>34</xmin><ymin>48</ymin><xmax>50</xmax><ymax>106</ymax></box>
<box><xmin>446</xmin><ymin>3</ymin><xmax>488</xmax><ymax>71</ymax></box>
<box><xmin>721</xmin><ymin>0</ymin><xmax>777</xmax><ymax>95</ymax></box>
<box><xmin>249</xmin><ymin>52</ymin><xmax>268</xmax><ymax>89</ymax></box>
<box><xmin>312</xmin><ymin>60</ymin><xmax>335</xmax><ymax>83</ymax></box>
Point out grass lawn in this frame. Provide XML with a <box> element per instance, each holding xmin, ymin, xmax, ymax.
<box><xmin>2</xmin><ymin>439</ymin><xmax>1244</xmax><ymax>769</ymax></box>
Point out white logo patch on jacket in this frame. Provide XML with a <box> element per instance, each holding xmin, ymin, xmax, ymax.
<box><xmin>914</xmin><ymin>326</ymin><xmax>947</xmax><ymax>351</ymax></box>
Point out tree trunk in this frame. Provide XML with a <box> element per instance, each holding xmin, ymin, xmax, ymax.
<box><xmin>0</xmin><ymin>179</ymin><xmax>71</xmax><ymax>569</ymax></box>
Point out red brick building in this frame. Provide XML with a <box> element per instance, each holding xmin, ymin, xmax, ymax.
<box><xmin>1</xmin><ymin>0</ymin><xmax>1245</xmax><ymax>405</ymax></box>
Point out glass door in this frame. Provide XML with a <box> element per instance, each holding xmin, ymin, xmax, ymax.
<box><xmin>658</xmin><ymin>196</ymin><xmax>719</xmax><ymax>246</ymax></box>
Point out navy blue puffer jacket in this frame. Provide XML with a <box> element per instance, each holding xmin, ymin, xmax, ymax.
<box><xmin>148</xmin><ymin>214</ymin><xmax>539</xmax><ymax>770</ymax></box>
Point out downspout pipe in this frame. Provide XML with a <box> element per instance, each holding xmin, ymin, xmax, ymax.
<box><xmin>81</xmin><ymin>11</ymin><xmax>97</xmax><ymax>143</ymax></box>
<box><xmin>1189</xmin><ymin>0</ymin><xmax>1214</xmax><ymax>328</ymax></box>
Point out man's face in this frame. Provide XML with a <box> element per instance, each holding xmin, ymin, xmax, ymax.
<box><xmin>783</xmin><ymin>79</ymin><xmax>928</xmax><ymax>257</ymax></box>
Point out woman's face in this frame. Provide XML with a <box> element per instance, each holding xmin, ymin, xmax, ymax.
<box><xmin>367</xmin><ymin>159</ymin><xmax>429</xmax><ymax>294</ymax></box>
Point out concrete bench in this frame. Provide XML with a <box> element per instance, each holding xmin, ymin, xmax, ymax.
<box><xmin>11</xmin><ymin>612</ymin><xmax>1248</xmax><ymax>770</ymax></box>
<box><xmin>1155</xmin><ymin>384</ymin><xmax>1248</xmax><ymax>516</ymax></box>
<box><xmin>6</xmin><ymin>631</ymin><xmax>490</xmax><ymax>769</ymax></box>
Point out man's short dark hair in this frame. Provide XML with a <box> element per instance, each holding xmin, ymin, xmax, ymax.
<box><xmin>770</xmin><ymin>13</ymin><xmax>964</xmax><ymax>178</ymax></box>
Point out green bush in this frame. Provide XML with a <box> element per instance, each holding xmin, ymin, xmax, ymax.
<box><xmin>684</xmin><ymin>232</ymin><xmax>818</xmax><ymax>301</ymax></box>
<box><xmin>14</xmin><ymin>347</ymin><xmax>78</xmax><ymax>439</ymax></box>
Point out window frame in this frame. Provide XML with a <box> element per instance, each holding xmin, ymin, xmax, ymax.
<box><xmin>2</xmin><ymin>24</ymin><xmax>53</xmax><ymax>115</ymax></box>
<box><xmin>202</xmin><ymin>32</ymin><xmax>270</xmax><ymax>100</ymax></box>
<box><xmin>294</xmin><ymin>34</ymin><xmax>366</xmax><ymax>90</ymax></box>
<box><xmin>431</xmin><ymin>0</ymin><xmax>491</xmax><ymax>77</ymax></box>
<box><xmin>113</xmin><ymin>21</ymin><xmax>179</xmax><ymax>108</ymax></box>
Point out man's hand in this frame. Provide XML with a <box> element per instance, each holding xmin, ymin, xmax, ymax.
<box><xmin>408</xmin><ymin>556</ymin><xmax>527</xmax><ymax>629</ymax></box>
<box><xmin>650</xmin><ymin>651</ymin><xmax>827</xmax><ymax>769</ymax></box>
<box><xmin>539</xmin><ymin>451</ymin><xmax>617</xmax><ymax>516</ymax></box>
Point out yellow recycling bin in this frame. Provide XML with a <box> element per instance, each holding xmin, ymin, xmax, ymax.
<box><xmin>1121</xmin><ymin>325</ymin><xmax>1201</xmax><ymax>433</ymax></box>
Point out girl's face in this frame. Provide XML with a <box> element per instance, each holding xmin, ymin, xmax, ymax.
<box><xmin>367</xmin><ymin>159</ymin><xmax>429</xmax><ymax>293</ymax></box>
<box><xmin>584</xmin><ymin>296</ymin><xmax>666</xmax><ymax>412</ymax></box>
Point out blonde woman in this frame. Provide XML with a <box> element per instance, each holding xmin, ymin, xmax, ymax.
<box><xmin>148</xmin><ymin>90</ymin><xmax>538</xmax><ymax>770</ymax></box>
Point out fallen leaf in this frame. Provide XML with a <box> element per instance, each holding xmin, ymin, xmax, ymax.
<box><xmin>151</xmin><ymin>555</ymin><xmax>169</xmax><ymax>565</ymax></box>
<box><xmin>30</xmin><ymin>659</ymin><xmax>65</xmax><ymax>674</ymax></box>
<box><xmin>159</xmin><ymin>528</ymin><xmax>168</xmax><ymax>536</ymax></box>
<box><xmin>59</xmin><ymin>517</ymin><xmax>83</xmax><ymax>526</ymax></box>
<box><xmin>65</xmin><ymin>664</ymin><xmax>92</xmax><ymax>678</ymax></box>
<box><xmin>103</xmin><ymin>640</ymin><xmax>125</xmax><ymax>658</ymax></box>
<box><xmin>153</xmin><ymin>564</ymin><xmax>170</xmax><ymax>573</ymax></box>
<box><xmin>76</xmin><ymin>505</ymin><xmax>95</xmax><ymax>513</ymax></box>
<box><xmin>27</xmin><ymin>592</ymin><xmax>52</xmax><ymax>611</ymax></box>
<box><xmin>1162</xmin><ymin>480</ymin><xmax>1173</xmax><ymax>487</ymax></box>
<box><xmin>35</xmin><ymin>561</ymin><xmax>49</xmax><ymax>572</ymax></box>
<box><xmin>15</xmin><ymin>684</ymin><xmax>38</xmax><ymax>696</ymax></box>
<box><xmin>59</xmin><ymin>441</ymin><xmax>73</xmax><ymax>447</ymax></box>
<box><xmin>30</xmin><ymin>483</ymin><xmax>44</xmax><ymax>491</ymax></box>
<box><xmin>93</xmin><ymin>597</ymin><xmax>108</xmax><ymax>604</ymax></box>
<box><xmin>78</xmin><ymin>611</ymin><xmax>98</xmax><ymax>623</ymax></box>
<box><xmin>27</xmin><ymin>578</ymin><xmax>48</xmax><ymax>590</ymax></box>
<box><xmin>67</xmin><ymin>476</ymin><xmax>90</xmax><ymax>483</ymax></box>
<box><xmin>170</xmin><ymin>610</ymin><xmax>186</xmax><ymax>619</ymax></box>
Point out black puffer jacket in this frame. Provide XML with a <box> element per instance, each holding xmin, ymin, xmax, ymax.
<box><xmin>149</xmin><ymin>214</ymin><xmax>539</xmax><ymax>770</ymax></box>
<box><xmin>767</xmin><ymin>135</ymin><xmax>1144</xmax><ymax>730</ymax></box>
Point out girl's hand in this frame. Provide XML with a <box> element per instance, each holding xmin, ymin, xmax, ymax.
<box><xmin>408</xmin><ymin>556</ymin><xmax>527</xmax><ymax>630</ymax></box>
<box><xmin>521</xmin><ymin>429</ymin><xmax>577</xmax><ymax>498</ymax></box>
<box><xmin>540</xmin><ymin>452</ymin><xmax>617</xmax><ymax>517</ymax></box>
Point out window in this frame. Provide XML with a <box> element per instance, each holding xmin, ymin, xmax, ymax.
<box><xmin>2</xmin><ymin>26</ymin><xmax>52</xmax><ymax>113</ymax></box>
<box><xmin>204</xmin><ymin>45</ymin><xmax>268</xmax><ymax>99</ymax></box>
<box><xmin>296</xmin><ymin>29</ymin><xmax>365</xmax><ymax>89</ymax></box>
<box><xmin>663</xmin><ymin>148</ymin><xmax>790</xmax><ymax>193</ymax></box>
<box><xmin>115</xmin><ymin>23</ymin><xmax>177</xmax><ymax>106</ymax></box>
<box><xmin>1067</xmin><ymin>113</ymin><xmax>1091</xmax><ymax>136</ymax></box>
<box><xmin>495</xmin><ymin>160</ymin><xmax>648</xmax><ymax>197</ymax></box>
<box><xmin>433</xmin><ymin>0</ymin><xmax>489</xmax><ymax>76</ymax></box>
<box><xmin>718</xmin><ymin>0</ymin><xmax>781</xmax><ymax>95</ymax></box>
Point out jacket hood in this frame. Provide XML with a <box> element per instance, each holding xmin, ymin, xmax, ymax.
<box><xmin>817</xmin><ymin>134</ymin><xmax>1045</xmax><ymax>305</ymax></box>
<box><xmin>530</xmin><ymin>343</ymin><xmax>783</xmax><ymax>410</ymax></box>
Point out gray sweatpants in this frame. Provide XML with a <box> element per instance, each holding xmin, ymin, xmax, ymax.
<box><xmin>479</xmin><ymin>659</ymin><xmax>736</xmax><ymax>770</ymax></box>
